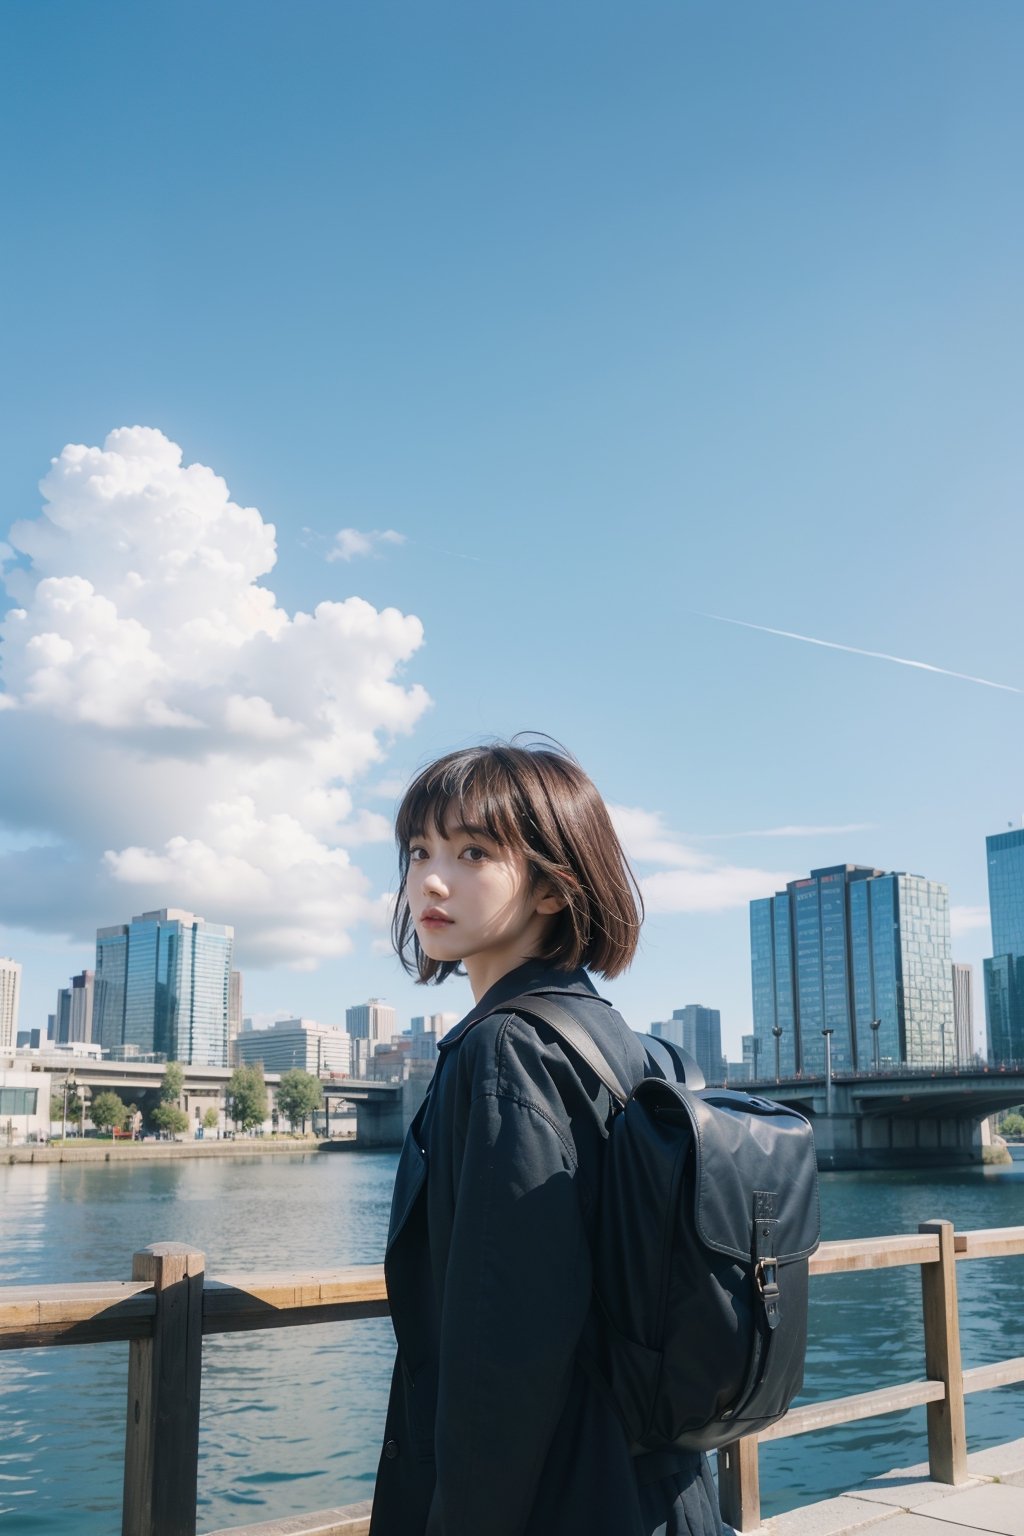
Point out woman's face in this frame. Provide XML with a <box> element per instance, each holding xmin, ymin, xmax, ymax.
<box><xmin>405</xmin><ymin>816</ymin><xmax>563</xmax><ymax>999</ymax></box>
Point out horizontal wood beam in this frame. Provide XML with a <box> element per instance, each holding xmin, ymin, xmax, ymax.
<box><xmin>202</xmin><ymin>1267</ymin><xmax>389</xmax><ymax>1334</ymax></box>
<box><xmin>758</xmin><ymin>1378</ymin><xmax>945</xmax><ymax>1441</ymax></box>
<box><xmin>954</xmin><ymin>1226</ymin><xmax>1024</xmax><ymax>1260</ymax></box>
<box><xmin>0</xmin><ymin>1281</ymin><xmax>156</xmax><ymax>1348</ymax></box>
<box><xmin>963</xmin><ymin>1357</ymin><xmax>1024</xmax><ymax>1393</ymax></box>
<box><xmin>810</xmin><ymin>1233</ymin><xmax>939</xmax><ymax>1274</ymax></box>
<box><xmin>3</xmin><ymin>1222</ymin><xmax>1023</xmax><ymax>1351</ymax></box>
<box><xmin>203</xmin><ymin>1500</ymin><xmax>373</xmax><ymax>1536</ymax></box>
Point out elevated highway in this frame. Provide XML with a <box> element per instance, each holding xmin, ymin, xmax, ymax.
<box><xmin>20</xmin><ymin>1054</ymin><xmax>1023</xmax><ymax>1163</ymax></box>
<box><xmin>18</xmin><ymin>1054</ymin><xmax>430</xmax><ymax>1148</ymax></box>
<box><xmin>732</xmin><ymin>1064</ymin><xmax>1024</xmax><ymax>1170</ymax></box>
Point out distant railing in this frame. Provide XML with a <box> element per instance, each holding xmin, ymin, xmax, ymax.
<box><xmin>712</xmin><ymin>1061</ymin><xmax>1024</xmax><ymax>1088</ymax></box>
<box><xmin>1</xmin><ymin>1221</ymin><xmax>1023</xmax><ymax>1536</ymax></box>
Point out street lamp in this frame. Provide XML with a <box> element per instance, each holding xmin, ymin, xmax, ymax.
<box><xmin>61</xmin><ymin>1073</ymin><xmax>76</xmax><ymax>1143</ymax></box>
<box><xmin>772</xmin><ymin>1025</ymin><xmax>783</xmax><ymax>1083</ymax></box>
<box><xmin>870</xmin><ymin>1018</ymin><xmax>882</xmax><ymax>1074</ymax></box>
<box><xmin>821</xmin><ymin>1027</ymin><xmax>834</xmax><ymax>1118</ymax></box>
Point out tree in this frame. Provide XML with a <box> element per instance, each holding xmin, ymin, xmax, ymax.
<box><xmin>999</xmin><ymin>1110</ymin><xmax>1024</xmax><ymax>1138</ymax></box>
<box><xmin>226</xmin><ymin>1063</ymin><xmax>268</xmax><ymax>1132</ymax></box>
<box><xmin>202</xmin><ymin>1106</ymin><xmax>219</xmax><ymax>1131</ymax></box>
<box><xmin>159</xmin><ymin>1062</ymin><xmax>185</xmax><ymax>1102</ymax></box>
<box><xmin>152</xmin><ymin>1102</ymin><xmax>190</xmax><ymax>1137</ymax></box>
<box><xmin>275</xmin><ymin>1069</ymin><xmax>323</xmax><ymax>1133</ymax></box>
<box><xmin>91</xmin><ymin>1091</ymin><xmax>129</xmax><ymax>1136</ymax></box>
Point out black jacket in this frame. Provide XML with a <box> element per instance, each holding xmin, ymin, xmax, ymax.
<box><xmin>369</xmin><ymin>959</ymin><xmax>723</xmax><ymax>1536</ymax></box>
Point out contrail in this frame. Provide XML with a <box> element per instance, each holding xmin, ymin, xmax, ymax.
<box><xmin>700</xmin><ymin>614</ymin><xmax>1022</xmax><ymax>694</ymax></box>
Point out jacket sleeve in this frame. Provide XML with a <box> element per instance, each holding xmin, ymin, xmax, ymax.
<box><xmin>426</xmin><ymin>1076</ymin><xmax>593</xmax><ymax>1536</ymax></box>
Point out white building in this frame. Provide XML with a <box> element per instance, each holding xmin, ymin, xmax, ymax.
<box><xmin>345</xmin><ymin>998</ymin><xmax>396</xmax><ymax>1043</ymax></box>
<box><xmin>228</xmin><ymin>970</ymin><xmax>244</xmax><ymax>1063</ymax></box>
<box><xmin>234</xmin><ymin>1018</ymin><xmax>351</xmax><ymax>1076</ymax></box>
<box><xmin>0</xmin><ymin>959</ymin><xmax>22</xmax><ymax>1053</ymax></box>
<box><xmin>0</xmin><ymin>1063</ymin><xmax>52</xmax><ymax>1144</ymax></box>
<box><xmin>952</xmin><ymin>963</ymin><xmax>975</xmax><ymax>1065</ymax></box>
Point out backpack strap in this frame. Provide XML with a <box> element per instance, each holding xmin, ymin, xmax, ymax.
<box><xmin>640</xmin><ymin>1034</ymin><xmax>706</xmax><ymax>1090</ymax></box>
<box><xmin>502</xmin><ymin>994</ymin><xmax>633</xmax><ymax>1106</ymax></box>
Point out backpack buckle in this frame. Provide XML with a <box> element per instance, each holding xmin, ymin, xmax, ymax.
<box><xmin>755</xmin><ymin>1258</ymin><xmax>781</xmax><ymax>1329</ymax></box>
<box><xmin>754</xmin><ymin>1257</ymin><xmax>778</xmax><ymax>1294</ymax></box>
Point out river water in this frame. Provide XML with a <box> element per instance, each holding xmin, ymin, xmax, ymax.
<box><xmin>1</xmin><ymin>1150</ymin><xmax>1022</xmax><ymax>1534</ymax></box>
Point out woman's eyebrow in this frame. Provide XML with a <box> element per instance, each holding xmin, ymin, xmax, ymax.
<box><xmin>447</xmin><ymin>821</ymin><xmax>494</xmax><ymax>842</ymax></box>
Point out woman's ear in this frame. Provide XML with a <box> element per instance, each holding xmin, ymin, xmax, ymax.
<box><xmin>534</xmin><ymin>877</ymin><xmax>570</xmax><ymax>916</ymax></box>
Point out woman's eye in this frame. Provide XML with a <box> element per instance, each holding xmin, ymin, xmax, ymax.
<box><xmin>461</xmin><ymin>845</ymin><xmax>486</xmax><ymax>863</ymax></box>
<box><xmin>409</xmin><ymin>846</ymin><xmax>428</xmax><ymax>862</ymax></box>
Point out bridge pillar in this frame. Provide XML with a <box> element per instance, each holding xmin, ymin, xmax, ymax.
<box><xmin>355</xmin><ymin>1073</ymin><xmax>432</xmax><ymax>1149</ymax></box>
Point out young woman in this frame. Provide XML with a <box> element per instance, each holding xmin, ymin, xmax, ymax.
<box><xmin>369</xmin><ymin>741</ymin><xmax>724</xmax><ymax>1536</ymax></box>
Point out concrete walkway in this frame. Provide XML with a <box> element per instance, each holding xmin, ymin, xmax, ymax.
<box><xmin>201</xmin><ymin>1439</ymin><xmax>1024</xmax><ymax>1536</ymax></box>
<box><xmin>766</xmin><ymin>1438</ymin><xmax>1024</xmax><ymax>1536</ymax></box>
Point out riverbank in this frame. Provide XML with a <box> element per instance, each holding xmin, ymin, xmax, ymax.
<box><xmin>3</xmin><ymin>1134</ymin><xmax>357</xmax><ymax>1165</ymax></box>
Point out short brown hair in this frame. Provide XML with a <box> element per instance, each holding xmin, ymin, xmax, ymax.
<box><xmin>392</xmin><ymin>738</ymin><xmax>643</xmax><ymax>983</ymax></box>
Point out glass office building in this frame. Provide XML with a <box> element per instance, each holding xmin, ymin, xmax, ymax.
<box><xmin>983</xmin><ymin>828</ymin><xmax>1024</xmax><ymax>1061</ymax></box>
<box><xmin>652</xmin><ymin>1005</ymin><xmax>724</xmax><ymax>1082</ymax></box>
<box><xmin>93</xmin><ymin>909</ymin><xmax>234</xmax><ymax>1065</ymax></box>
<box><xmin>750</xmin><ymin>865</ymin><xmax>954</xmax><ymax>1075</ymax></box>
<box><xmin>94</xmin><ymin>928</ymin><xmax>128</xmax><ymax>1052</ymax></box>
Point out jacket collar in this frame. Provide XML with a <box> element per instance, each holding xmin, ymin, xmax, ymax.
<box><xmin>437</xmin><ymin>958</ymin><xmax>604</xmax><ymax>1052</ymax></box>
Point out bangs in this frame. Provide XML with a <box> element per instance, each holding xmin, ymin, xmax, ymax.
<box><xmin>395</xmin><ymin>751</ymin><xmax>536</xmax><ymax>858</ymax></box>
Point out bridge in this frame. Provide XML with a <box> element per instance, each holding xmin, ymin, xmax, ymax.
<box><xmin>728</xmin><ymin>1063</ymin><xmax>1024</xmax><ymax>1169</ymax></box>
<box><xmin>19</xmin><ymin>1052</ymin><xmax>1024</xmax><ymax>1164</ymax></box>
<box><xmin>17</xmin><ymin>1053</ymin><xmax>431</xmax><ymax>1148</ymax></box>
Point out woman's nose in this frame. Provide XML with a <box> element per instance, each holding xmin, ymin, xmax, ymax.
<box><xmin>422</xmin><ymin>869</ymin><xmax>448</xmax><ymax>896</ymax></box>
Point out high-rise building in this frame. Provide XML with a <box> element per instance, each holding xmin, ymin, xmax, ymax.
<box><xmin>345</xmin><ymin>998</ymin><xmax>396</xmax><ymax>1043</ymax></box>
<box><xmin>94</xmin><ymin>926</ymin><xmax>129</xmax><ymax>1052</ymax></box>
<box><xmin>55</xmin><ymin>970</ymin><xmax>95</xmax><ymax>1044</ymax></box>
<box><xmin>93</xmin><ymin>910</ymin><xmax>234</xmax><ymax>1065</ymax></box>
<box><xmin>652</xmin><ymin>1005</ymin><xmax>724</xmax><ymax>1082</ymax></box>
<box><xmin>751</xmin><ymin>865</ymin><xmax>954</xmax><ymax>1074</ymax></box>
<box><xmin>410</xmin><ymin>1012</ymin><xmax>458</xmax><ymax>1039</ymax></box>
<box><xmin>234</xmin><ymin>1018</ymin><xmax>350</xmax><ymax>1075</ymax></box>
<box><xmin>983</xmin><ymin>828</ymin><xmax>1024</xmax><ymax>1062</ymax></box>
<box><xmin>0</xmin><ymin>959</ymin><xmax>22</xmax><ymax>1053</ymax></box>
<box><xmin>228</xmin><ymin>971</ymin><xmax>243</xmax><ymax>1063</ymax></box>
<box><xmin>952</xmin><ymin>963</ymin><xmax>974</xmax><ymax>1066</ymax></box>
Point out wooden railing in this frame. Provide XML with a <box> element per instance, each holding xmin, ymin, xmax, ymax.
<box><xmin>1</xmin><ymin>1220</ymin><xmax>1023</xmax><ymax>1536</ymax></box>
<box><xmin>719</xmin><ymin>1220</ymin><xmax>1024</xmax><ymax>1530</ymax></box>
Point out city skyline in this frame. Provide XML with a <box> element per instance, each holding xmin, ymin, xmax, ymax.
<box><xmin>2</xmin><ymin>5</ymin><xmax>1023</xmax><ymax>1056</ymax></box>
<box><xmin>0</xmin><ymin>823</ymin><xmax>1007</xmax><ymax>1062</ymax></box>
<box><xmin>4</xmin><ymin>818</ymin><xmax>1004</xmax><ymax>1068</ymax></box>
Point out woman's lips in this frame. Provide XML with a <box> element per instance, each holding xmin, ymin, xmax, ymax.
<box><xmin>420</xmin><ymin>910</ymin><xmax>454</xmax><ymax>927</ymax></box>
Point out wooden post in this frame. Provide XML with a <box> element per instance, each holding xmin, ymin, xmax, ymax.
<box><xmin>919</xmin><ymin>1220</ymin><xmax>968</xmax><ymax>1485</ymax></box>
<box><xmin>718</xmin><ymin>1435</ymin><xmax>761</xmax><ymax>1531</ymax></box>
<box><xmin>123</xmin><ymin>1244</ymin><xmax>205</xmax><ymax>1536</ymax></box>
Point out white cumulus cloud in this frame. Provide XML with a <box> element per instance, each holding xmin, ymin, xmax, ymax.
<box><xmin>610</xmin><ymin>804</ymin><xmax>794</xmax><ymax>915</ymax></box>
<box><xmin>0</xmin><ymin>427</ymin><xmax>429</xmax><ymax>966</ymax></box>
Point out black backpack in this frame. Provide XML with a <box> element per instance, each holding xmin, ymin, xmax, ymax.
<box><xmin>506</xmin><ymin>994</ymin><xmax>821</xmax><ymax>1455</ymax></box>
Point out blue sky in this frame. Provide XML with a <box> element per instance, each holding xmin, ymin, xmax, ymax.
<box><xmin>1</xmin><ymin>1</ymin><xmax>1022</xmax><ymax>1055</ymax></box>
